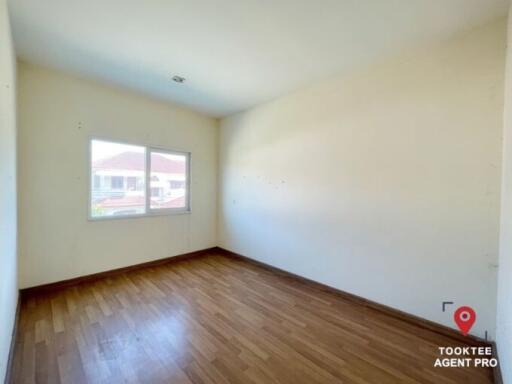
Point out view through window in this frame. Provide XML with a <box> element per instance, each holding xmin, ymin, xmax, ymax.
<box><xmin>90</xmin><ymin>139</ymin><xmax>189</xmax><ymax>218</ymax></box>
<box><xmin>150</xmin><ymin>151</ymin><xmax>188</xmax><ymax>210</ymax></box>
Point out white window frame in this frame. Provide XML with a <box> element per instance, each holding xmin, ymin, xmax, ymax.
<box><xmin>88</xmin><ymin>137</ymin><xmax>191</xmax><ymax>221</ymax></box>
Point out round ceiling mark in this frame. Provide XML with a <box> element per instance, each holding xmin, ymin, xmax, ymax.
<box><xmin>172</xmin><ymin>75</ymin><xmax>186</xmax><ymax>83</ymax></box>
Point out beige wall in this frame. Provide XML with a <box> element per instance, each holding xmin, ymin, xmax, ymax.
<box><xmin>18</xmin><ymin>62</ymin><xmax>218</xmax><ymax>288</ymax></box>
<box><xmin>219</xmin><ymin>20</ymin><xmax>505</xmax><ymax>339</ymax></box>
<box><xmin>0</xmin><ymin>0</ymin><xmax>17</xmax><ymax>381</ymax></box>
<box><xmin>497</xmin><ymin>5</ymin><xmax>512</xmax><ymax>383</ymax></box>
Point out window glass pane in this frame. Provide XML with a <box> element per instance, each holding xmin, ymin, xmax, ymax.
<box><xmin>91</xmin><ymin>140</ymin><xmax>146</xmax><ymax>218</ymax></box>
<box><xmin>150</xmin><ymin>151</ymin><xmax>188</xmax><ymax>209</ymax></box>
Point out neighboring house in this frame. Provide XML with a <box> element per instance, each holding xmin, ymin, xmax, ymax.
<box><xmin>91</xmin><ymin>151</ymin><xmax>186</xmax><ymax>215</ymax></box>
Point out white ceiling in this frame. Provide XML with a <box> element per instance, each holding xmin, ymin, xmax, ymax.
<box><xmin>8</xmin><ymin>0</ymin><xmax>509</xmax><ymax>117</ymax></box>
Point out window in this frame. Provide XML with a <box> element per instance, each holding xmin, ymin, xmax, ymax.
<box><xmin>111</xmin><ymin>176</ymin><xmax>124</xmax><ymax>189</ymax></box>
<box><xmin>90</xmin><ymin>140</ymin><xmax>146</xmax><ymax>218</ymax></box>
<box><xmin>150</xmin><ymin>150</ymin><xmax>188</xmax><ymax>210</ymax></box>
<box><xmin>90</xmin><ymin>139</ymin><xmax>190</xmax><ymax>219</ymax></box>
<box><xmin>127</xmin><ymin>176</ymin><xmax>137</xmax><ymax>191</ymax></box>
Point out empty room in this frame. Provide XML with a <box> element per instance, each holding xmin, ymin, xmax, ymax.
<box><xmin>2</xmin><ymin>0</ymin><xmax>512</xmax><ymax>383</ymax></box>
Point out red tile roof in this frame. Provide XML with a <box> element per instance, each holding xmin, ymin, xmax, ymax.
<box><xmin>154</xmin><ymin>196</ymin><xmax>186</xmax><ymax>208</ymax></box>
<box><xmin>97</xmin><ymin>195</ymin><xmax>145</xmax><ymax>208</ymax></box>
<box><xmin>93</xmin><ymin>151</ymin><xmax>185</xmax><ymax>173</ymax></box>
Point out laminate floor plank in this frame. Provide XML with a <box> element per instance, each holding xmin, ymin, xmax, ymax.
<box><xmin>11</xmin><ymin>253</ymin><xmax>494</xmax><ymax>383</ymax></box>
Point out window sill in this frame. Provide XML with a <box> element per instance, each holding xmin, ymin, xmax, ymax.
<box><xmin>88</xmin><ymin>209</ymin><xmax>191</xmax><ymax>221</ymax></box>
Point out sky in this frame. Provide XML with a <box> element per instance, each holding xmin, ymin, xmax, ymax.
<box><xmin>91</xmin><ymin>139</ymin><xmax>186</xmax><ymax>163</ymax></box>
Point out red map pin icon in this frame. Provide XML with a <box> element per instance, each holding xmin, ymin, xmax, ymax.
<box><xmin>454</xmin><ymin>306</ymin><xmax>476</xmax><ymax>336</ymax></box>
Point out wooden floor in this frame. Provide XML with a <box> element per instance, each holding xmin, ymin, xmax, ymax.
<box><xmin>11</xmin><ymin>252</ymin><xmax>494</xmax><ymax>384</ymax></box>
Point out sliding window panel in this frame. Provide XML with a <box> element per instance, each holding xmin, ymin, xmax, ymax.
<box><xmin>149</xmin><ymin>149</ymin><xmax>190</xmax><ymax>212</ymax></box>
<box><xmin>90</xmin><ymin>139</ymin><xmax>146</xmax><ymax>218</ymax></box>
